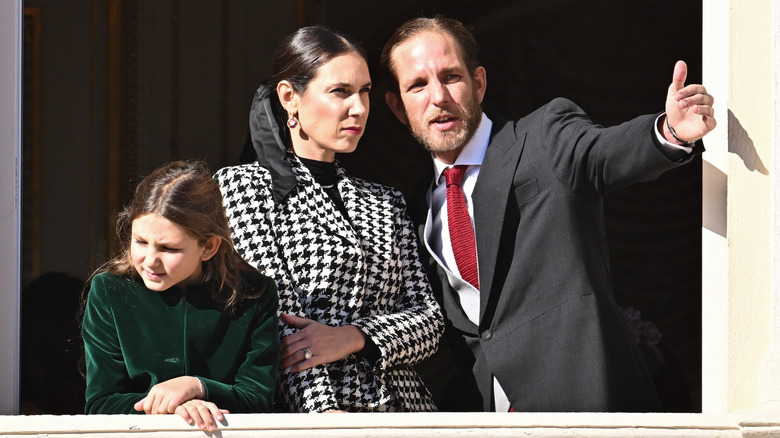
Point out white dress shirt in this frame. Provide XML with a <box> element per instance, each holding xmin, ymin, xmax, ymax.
<box><xmin>422</xmin><ymin>113</ymin><xmax>515</xmax><ymax>411</ymax></box>
<box><xmin>425</xmin><ymin>113</ymin><xmax>491</xmax><ymax>324</ymax></box>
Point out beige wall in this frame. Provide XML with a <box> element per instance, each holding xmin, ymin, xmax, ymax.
<box><xmin>702</xmin><ymin>0</ymin><xmax>778</xmax><ymax>412</ymax></box>
<box><xmin>727</xmin><ymin>0</ymin><xmax>773</xmax><ymax>410</ymax></box>
<box><xmin>758</xmin><ymin>0</ymin><xmax>780</xmax><ymax>411</ymax></box>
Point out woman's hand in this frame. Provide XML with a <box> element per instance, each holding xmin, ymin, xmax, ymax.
<box><xmin>279</xmin><ymin>313</ymin><xmax>367</xmax><ymax>372</ymax></box>
<box><xmin>133</xmin><ymin>376</ymin><xmax>202</xmax><ymax>414</ymax></box>
<box><xmin>174</xmin><ymin>399</ymin><xmax>229</xmax><ymax>431</ymax></box>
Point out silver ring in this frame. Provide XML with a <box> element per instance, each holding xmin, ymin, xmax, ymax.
<box><xmin>302</xmin><ymin>348</ymin><xmax>312</xmax><ymax>360</ymax></box>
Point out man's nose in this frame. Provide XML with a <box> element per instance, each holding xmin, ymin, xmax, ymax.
<box><xmin>430</xmin><ymin>81</ymin><xmax>450</xmax><ymax>106</ymax></box>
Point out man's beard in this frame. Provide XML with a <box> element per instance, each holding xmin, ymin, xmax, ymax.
<box><xmin>408</xmin><ymin>90</ymin><xmax>482</xmax><ymax>154</ymax></box>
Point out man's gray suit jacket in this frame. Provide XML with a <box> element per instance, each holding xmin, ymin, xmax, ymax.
<box><xmin>411</xmin><ymin>98</ymin><xmax>701</xmax><ymax>412</ymax></box>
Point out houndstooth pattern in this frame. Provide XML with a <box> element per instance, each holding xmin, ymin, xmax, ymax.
<box><xmin>215</xmin><ymin>153</ymin><xmax>443</xmax><ymax>412</ymax></box>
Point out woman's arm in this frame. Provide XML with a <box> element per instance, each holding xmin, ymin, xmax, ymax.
<box><xmin>269</xmin><ymin>186</ymin><xmax>443</xmax><ymax>376</ymax></box>
<box><xmin>350</xmin><ymin>192</ymin><xmax>444</xmax><ymax>371</ymax></box>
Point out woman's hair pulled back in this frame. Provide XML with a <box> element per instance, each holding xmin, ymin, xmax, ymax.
<box><xmin>268</xmin><ymin>26</ymin><xmax>367</xmax><ymax>132</ymax></box>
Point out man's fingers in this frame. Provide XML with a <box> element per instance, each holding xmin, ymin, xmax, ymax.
<box><xmin>693</xmin><ymin>104</ymin><xmax>715</xmax><ymax>118</ymax></box>
<box><xmin>675</xmin><ymin>84</ymin><xmax>712</xmax><ymax>103</ymax></box>
<box><xmin>670</xmin><ymin>60</ymin><xmax>688</xmax><ymax>93</ymax></box>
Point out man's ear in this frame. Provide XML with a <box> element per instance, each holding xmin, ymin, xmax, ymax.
<box><xmin>385</xmin><ymin>91</ymin><xmax>409</xmax><ymax>125</ymax></box>
<box><xmin>473</xmin><ymin>66</ymin><xmax>487</xmax><ymax>104</ymax></box>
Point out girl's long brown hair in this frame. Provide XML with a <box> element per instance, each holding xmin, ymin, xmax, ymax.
<box><xmin>94</xmin><ymin>160</ymin><xmax>263</xmax><ymax>307</ymax></box>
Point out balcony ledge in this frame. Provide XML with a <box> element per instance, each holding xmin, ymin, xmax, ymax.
<box><xmin>1</xmin><ymin>410</ymin><xmax>779</xmax><ymax>437</ymax></box>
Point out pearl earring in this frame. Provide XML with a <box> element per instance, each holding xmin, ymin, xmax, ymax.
<box><xmin>287</xmin><ymin>115</ymin><xmax>299</xmax><ymax>128</ymax></box>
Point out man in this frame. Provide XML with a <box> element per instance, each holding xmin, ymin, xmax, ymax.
<box><xmin>381</xmin><ymin>16</ymin><xmax>715</xmax><ymax>412</ymax></box>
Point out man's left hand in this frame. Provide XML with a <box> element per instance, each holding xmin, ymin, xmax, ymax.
<box><xmin>664</xmin><ymin>60</ymin><xmax>717</xmax><ymax>144</ymax></box>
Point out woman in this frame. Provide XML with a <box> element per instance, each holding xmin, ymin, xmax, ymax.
<box><xmin>215</xmin><ymin>26</ymin><xmax>443</xmax><ymax>412</ymax></box>
<box><xmin>82</xmin><ymin>161</ymin><xmax>279</xmax><ymax>431</ymax></box>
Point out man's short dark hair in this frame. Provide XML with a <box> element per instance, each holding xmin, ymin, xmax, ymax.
<box><xmin>381</xmin><ymin>15</ymin><xmax>480</xmax><ymax>94</ymax></box>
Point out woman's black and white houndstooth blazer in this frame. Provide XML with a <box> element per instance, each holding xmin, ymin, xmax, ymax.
<box><xmin>215</xmin><ymin>152</ymin><xmax>443</xmax><ymax>412</ymax></box>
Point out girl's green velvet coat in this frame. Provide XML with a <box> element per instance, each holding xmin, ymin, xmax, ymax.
<box><xmin>82</xmin><ymin>271</ymin><xmax>279</xmax><ymax>414</ymax></box>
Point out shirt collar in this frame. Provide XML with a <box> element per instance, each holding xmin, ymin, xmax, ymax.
<box><xmin>433</xmin><ymin>113</ymin><xmax>493</xmax><ymax>185</ymax></box>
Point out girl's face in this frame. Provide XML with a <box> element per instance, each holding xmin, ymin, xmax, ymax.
<box><xmin>130</xmin><ymin>213</ymin><xmax>218</xmax><ymax>292</ymax></box>
<box><xmin>282</xmin><ymin>52</ymin><xmax>372</xmax><ymax>162</ymax></box>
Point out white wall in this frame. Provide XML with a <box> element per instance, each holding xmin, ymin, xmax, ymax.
<box><xmin>0</xmin><ymin>0</ymin><xmax>22</xmax><ymax>415</ymax></box>
<box><xmin>701</xmin><ymin>0</ymin><xmax>730</xmax><ymax>414</ymax></box>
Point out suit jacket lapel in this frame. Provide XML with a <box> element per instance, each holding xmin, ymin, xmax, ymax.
<box><xmin>473</xmin><ymin>115</ymin><xmax>526</xmax><ymax>326</ymax></box>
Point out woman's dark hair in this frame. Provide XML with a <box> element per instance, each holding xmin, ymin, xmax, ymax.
<box><xmin>94</xmin><ymin>160</ymin><xmax>262</xmax><ymax>308</ymax></box>
<box><xmin>267</xmin><ymin>25</ymin><xmax>367</xmax><ymax>136</ymax></box>
<box><xmin>381</xmin><ymin>15</ymin><xmax>480</xmax><ymax>95</ymax></box>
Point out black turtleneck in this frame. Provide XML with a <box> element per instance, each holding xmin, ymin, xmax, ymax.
<box><xmin>297</xmin><ymin>156</ymin><xmax>349</xmax><ymax>219</ymax></box>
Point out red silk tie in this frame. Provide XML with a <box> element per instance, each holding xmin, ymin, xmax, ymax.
<box><xmin>444</xmin><ymin>165</ymin><xmax>479</xmax><ymax>289</ymax></box>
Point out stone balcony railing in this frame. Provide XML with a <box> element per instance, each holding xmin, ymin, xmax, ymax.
<box><xmin>1</xmin><ymin>411</ymin><xmax>779</xmax><ymax>437</ymax></box>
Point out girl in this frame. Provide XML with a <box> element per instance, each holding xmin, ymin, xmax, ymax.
<box><xmin>215</xmin><ymin>26</ymin><xmax>443</xmax><ymax>412</ymax></box>
<box><xmin>82</xmin><ymin>161</ymin><xmax>279</xmax><ymax>431</ymax></box>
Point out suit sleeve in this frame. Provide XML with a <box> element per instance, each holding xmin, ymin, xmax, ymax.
<box><xmin>350</xmin><ymin>190</ymin><xmax>444</xmax><ymax>371</ymax></box>
<box><xmin>82</xmin><ymin>275</ymin><xmax>146</xmax><ymax>414</ymax></box>
<box><xmin>197</xmin><ymin>278</ymin><xmax>279</xmax><ymax>413</ymax></box>
<box><xmin>542</xmin><ymin>97</ymin><xmax>695</xmax><ymax>198</ymax></box>
<box><xmin>215</xmin><ymin>165</ymin><xmax>340</xmax><ymax>412</ymax></box>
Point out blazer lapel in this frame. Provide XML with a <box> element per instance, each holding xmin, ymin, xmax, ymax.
<box><xmin>340</xmin><ymin>176</ymin><xmax>383</xmax><ymax>243</ymax></box>
<box><xmin>288</xmin><ymin>160</ymin><xmax>357</xmax><ymax>245</ymax></box>
<box><xmin>473</xmin><ymin>115</ymin><xmax>527</xmax><ymax>326</ymax></box>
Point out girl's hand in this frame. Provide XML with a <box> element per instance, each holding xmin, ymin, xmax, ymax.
<box><xmin>175</xmin><ymin>399</ymin><xmax>229</xmax><ymax>432</ymax></box>
<box><xmin>133</xmin><ymin>376</ymin><xmax>202</xmax><ymax>414</ymax></box>
<box><xmin>279</xmin><ymin>313</ymin><xmax>367</xmax><ymax>372</ymax></box>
